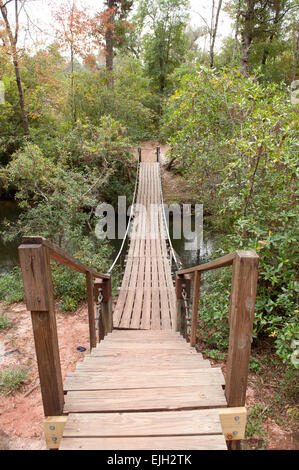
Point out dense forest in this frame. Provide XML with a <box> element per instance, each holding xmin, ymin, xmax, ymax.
<box><xmin>0</xmin><ymin>0</ymin><xmax>298</xmax><ymax>446</ymax></box>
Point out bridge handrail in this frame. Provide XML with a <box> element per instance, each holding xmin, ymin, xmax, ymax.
<box><xmin>18</xmin><ymin>236</ymin><xmax>112</xmax><ymax>416</ymax></box>
<box><xmin>107</xmin><ymin>159</ymin><xmax>140</xmax><ymax>274</ymax></box>
<box><xmin>21</xmin><ymin>236</ymin><xmax>110</xmax><ymax>279</ymax></box>
<box><xmin>176</xmin><ymin>250</ymin><xmax>259</xmax><ymax>409</ymax></box>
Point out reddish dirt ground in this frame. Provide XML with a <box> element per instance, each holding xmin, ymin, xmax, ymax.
<box><xmin>0</xmin><ymin>302</ymin><xmax>90</xmax><ymax>450</ymax></box>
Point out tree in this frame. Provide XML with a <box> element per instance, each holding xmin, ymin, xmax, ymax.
<box><xmin>227</xmin><ymin>0</ymin><xmax>297</xmax><ymax>75</ymax></box>
<box><xmin>0</xmin><ymin>0</ymin><xmax>29</xmax><ymax>134</ymax></box>
<box><xmin>209</xmin><ymin>0</ymin><xmax>223</xmax><ymax>67</ymax></box>
<box><xmin>136</xmin><ymin>0</ymin><xmax>189</xmax><ymax>95</ymax></box>
<box><xmin>93</xmin><ymin>0</ymin><xmax>133</xmax><ymax>89</ymax></box>
<box><xmin>52</xmin><ymin>0</ymin><xmax>93</xmax><ymax>123</ymax></box>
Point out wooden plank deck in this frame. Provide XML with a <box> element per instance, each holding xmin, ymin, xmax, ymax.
<box><xmin>113</xmin><ymin>160</ymin><xmax>176</xmax><ymax>330</ymax></box>
<box><xmin>61</xmin><ymin>330</ymin><xmax>227</xmax><ymax>450</ymax></box>
<box><xmin>60</xmin><ymin>150</ymin><xmax>228</xmax><ymax>450</ymax></box>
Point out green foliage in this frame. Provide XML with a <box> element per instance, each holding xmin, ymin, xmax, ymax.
<box><xmin>245</xmin><ymin>403</ymin><xmax>268</xmax><ymax>439</ymax></box>
<box><xmin>0</xmin><ymin>268</ymin><xmax>24</xmax><ymax>304</ymax></box>
<box><xmin>136</xmin><ymin>0</ymin><xmax>190</xmax><ymax>95</ymax></box>
<box><xmin>203</xmin><ymin>349</ymin><xmax>226</xmax><ymax>360</ymax></box>
<box><xmin>0</xmin><ymin>367</ymin><xmax>30</xmax><ymax>395</ymax></box>
<box><xmin>250</xmin><ymin>357</ymin><xmax>262</xmax><ymax>373</ymax></box>
<box><xmin>74</xmin><ymin>58</ymin><xmax>158</xmax><ymax>141</ymax></box>
<box><xmin>165</xmin><ymin>66</ymin><xmax>298</xmax><ymax>366</ymax></box>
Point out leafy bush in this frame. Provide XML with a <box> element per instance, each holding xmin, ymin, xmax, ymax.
<box><xmin>165</xmin><ymin>66</ymin><xmax>298</xmax><ymax>366</ymax></box>
<box><xmin>0</xmin><ymin>268</ymin><xmax>24</xmax><ymax>304</ymax></box>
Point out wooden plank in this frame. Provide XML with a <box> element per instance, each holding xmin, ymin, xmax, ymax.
<box><xmin>177</xmin><ymin>252</ymin><xmax>236</xmax><ymax>276</ymax></box>
<box><xmin>18</xmin><ymin>244</ymin><xmax>50</xmax><ymax>311</ymax></box>
<box><xmin>64</xmin><ymin>387</ymin><xmax>226</xmax><ymax>413</ymax></box>
<box><xmin>108</xmin><ymin>330</ymin><xmax>181</xmax><ymax>337</ymax></box>
<box><xmin>69</xmin><ymin>368</ymin><xmax>221</xmax><ymax>381</ymax></box>
<box><xmin>63</xmin><ymin>409</ymin><xmax>223</xmax><ymax>437</ymax></box>
<box><xmin>64</xmin><ymin>370</ymin><xmax>225</xmax><ymax>391</ymax></box>
<box><xmin>60</xmin><ymin>434</ymin><xmax>227</xmax><ymax>450</ymax></box>
<box><xmin>95</xmin><ymin>342</ymin><xmax>194</xmax><ymax>351</ymax></box>
<box><xmin>44</xmin><ymin>416</ymin><xmax>67</xmax><ymax>450</ymax></box>
<box><xmin>91</xmin><ymin>349</ymin><xmax>198</xmax><ymax>359</ymax></box>
<box><xmin>130</xmin><ymin>257</ymin><xmax>145</xmax><ymax>329</ymax></box>
<box><xmin>75</xmin><ymin>360</ymin><xmax>210</xmax><ymax>371</ymax></box>
<box><xmin>102</xmin><ymin>336</ymin><xmax>186</xmax><ymax>343</ymax></box>
<box><xmin>219</xmin><ymin>407</ymin><xmax>247</xmax><ymax>441</ymax></box>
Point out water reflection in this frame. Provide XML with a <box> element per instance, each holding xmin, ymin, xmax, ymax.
<box><xmin>0</xmin><ymin>201</ymin><xmax>21</xmax><ymax>273</ymax></box>
<box><xmin>169</xmin><ymin>215</ymin><xmax>215</xmax><ymax>268</ymax></box>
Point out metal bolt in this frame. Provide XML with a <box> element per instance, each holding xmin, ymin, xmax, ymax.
<box><xmin>233</xmin><ymin>431</ymin><xmax>238</xmax><ymax>436</ymax></box>
<box><xmin>37</xmin><ymin>298</ymin><xmax>41</xmax><ymax>302</ymax></box>
<box><xmin>234</xmin><ymin>416</ymin><xmax>240</xmax><ymax>421</ymax></box>
<box><xmin>52</xmin><ymin>437</ymin><xmax>57</xmax><ymax>442</ymax></box>
<box><xmin>50</xmin><ymin>426</ymin><xmax>55</xmax><ymax>430</ymax></box>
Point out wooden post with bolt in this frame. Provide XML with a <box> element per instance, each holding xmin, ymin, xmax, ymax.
<box><xmin>175</xmin><ymin>273</ymin><xmax>191</xmax><ymax>338</ymax></box>
<box><xmin>94</xmin><ymin>277</ymin><xmax>113</xmax><ymax>342</ymax></box>
<box><xmin>44</xmin><ymin>416</ymin><xmax>67</xmax><ymax>450</ymax></box>
<box><xmin>18</xmin><ymin>243</ymin><xmax>64</xmax><ymax>417</ymax></box>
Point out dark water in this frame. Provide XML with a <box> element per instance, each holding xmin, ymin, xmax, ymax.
<box><xmin>0</xmin><ymin>201</ymin><xmax>21</xmax><ymax>273</ymax></box>
<box><xmin>169</xmin><ymin>215</ymin><xmax>216</xmax><ymax>269</ymax></box>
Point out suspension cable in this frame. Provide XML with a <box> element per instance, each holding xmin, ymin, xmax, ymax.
<box><xmin>158</xmin><ymin>163</ymin><xmax>182</xmax><ymax>271</ymax></box>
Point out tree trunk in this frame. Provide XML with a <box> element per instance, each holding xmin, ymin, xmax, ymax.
<box><xmin>292</xmin><ymin>29</ymin><xmax>299</xmax><ymax>82</ymax></box>
<box><xmin>240</xmin><ymin>0</ymin><xmax>255</xmax><ymax>76</ymax></box>
<box><xmin>0</xmin><ymin>1</ymin><xmax>29</xmax><ymax>135</ymax></box>
<box><xmin>105</xmin><ymin>0</ymin><xmax>115</xmax><ymax>89</ymax></box>
<box><xmin>13</xmin><ymin>57</ymin><xmax>29</xmax><ymax>134</ymax></box>
<box><xmin>210</xmin><ymin>0</ymin><xmax>223</xmax><ymax>68</ymax></box>
<box><xmin>233</xmin><ymin>0</ymin><xmax>241</xmax><ymax>62</ymax></box>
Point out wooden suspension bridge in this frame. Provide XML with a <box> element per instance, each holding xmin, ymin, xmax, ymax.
<box><xmin>18</xmin><ymin>145</ymin><xmax>259</xmax><ymax>450</ymax></box>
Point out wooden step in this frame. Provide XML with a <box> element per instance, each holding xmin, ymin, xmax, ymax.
<box><xmin>70</xmin><ymin>368</ymin><xmax>218</xmax><ymax>380</ymax></box>
<box><xmin>96</xmin><ymin>341</ymin><xmax>194</xmax><ymax>350</ymax></box>
<box><xmin>90</xmin><ymin>350</ymin><xmax>198</xmax><ymax>359</ymax></box>
<box><xmin>63</xmin><ymin>409</ymin><xmax>223</xmax><ymax>437</ymax></box>
<box><xmin>60</xmin><ymin>435</ymin><xmax>227</xmax><ymax>450</ymax></box>
<box><xmin>64</xmin><ymin>385</ymin><xmax>227</xmax><ymax>413</ymax></box>
<box><xmin>75</xmin><ymin>358</ymin><xmax>210</xmax><ymax>371</ymax></box>
<box><xmin>64</xmin><ymin>368</ymin><xmax>225</xmax><ymax>391</ymax></box>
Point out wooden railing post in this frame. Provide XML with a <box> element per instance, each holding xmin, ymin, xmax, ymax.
<box><xmin>18</xmin><ymin>243</ymin><xmax>64</xmax><ymax>416</ymax></box>
<box><xmin>156</xmin><ymin>146</ymin><xmax>160</xmax><ymax>163</ymax></box>
<box><xmin>94</xmin><ymin>277</ymin><xmax>112</xmax><ymax>342</ymax></box>
<box><xmin>225</xmin><ymin>251</ymin><xmax>259</xmax><ymax>408</ymax></box>
<box><xmin>138</xmin><ymin>147</ymin><xmax>141</xmax><ymax>163</ymax></box>
<box><xmin>175</xmin><ymin>273</ymin><xmax>191</xmax><ymax>337</ymax></box>
<box><xmin>190</xmin><ymin>270</ymin><xmax>201</xmax><ymax>347</ymax></box>
<box><xmin>86</xmin><ymin>271</ymin><xmax>97</xmax><ymax>350</ymax></box>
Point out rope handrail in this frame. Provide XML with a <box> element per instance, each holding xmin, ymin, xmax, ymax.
<box><xmin>107</xmin><ymin>160</ymin><xmax>140</xmax><ymax>274</ymax></box>
<box><xmin>158</xmin><ymin>163</ymin><xmax>181</xmax><ymax>271</ymax></box>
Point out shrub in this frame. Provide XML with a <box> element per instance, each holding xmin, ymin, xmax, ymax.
<box><xmin>0</xmin><ymin>268</ymin><xmax>24</xmax><ymax>304</ymax></box>
<box><xmin>165</xmin><ymin>66</ymin><xmax>298</xmax><ymax>366</ymax></box>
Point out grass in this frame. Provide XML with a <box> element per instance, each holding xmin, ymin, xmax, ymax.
<box><xmin>0</xmin><ymin>315</ymin><xmax>13</xmax><ymax>330</ymax></box>
<box><xmin>0</xmin><ymin>367</ymin><xmax>30</xmax><ymax>395</ymax></box>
